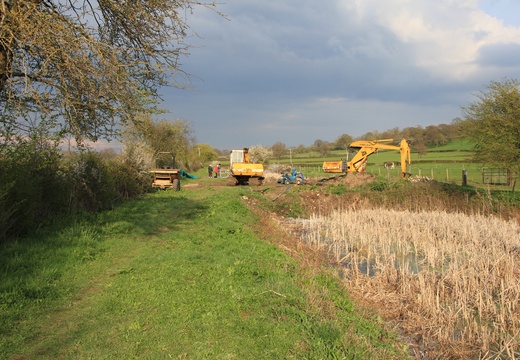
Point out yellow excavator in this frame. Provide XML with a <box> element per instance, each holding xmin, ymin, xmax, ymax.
<box><xmin>229</xmin><ymin>148</ymin><xmax>265</xmax><ymax>185</ymax></box>
<box><xmin>323</xmin><ymin>138</ymin><xmax>411</xmax><ymax>179</ymax></box>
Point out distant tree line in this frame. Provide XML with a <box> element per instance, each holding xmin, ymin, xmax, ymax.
<box><xmin>250</xmin><ymin>120</ymin><xmax>462</xmax><ymax>159</ymax></box>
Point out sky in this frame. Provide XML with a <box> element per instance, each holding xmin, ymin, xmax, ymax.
<box><xmin>156</xmin><ymin>0</ymin><xmax>520</xmax><ymax>150</ymax></box>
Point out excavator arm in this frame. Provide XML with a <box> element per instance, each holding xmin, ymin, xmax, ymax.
<box><xmin>323</xmin><ymin>139</ymin><xmax>411</xmax><ymax>179</ymax></box>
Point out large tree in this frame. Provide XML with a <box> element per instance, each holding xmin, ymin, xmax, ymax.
<box><xmin>0</xmin><ymin>0</ymin><xmax>218</xmax><ymax>143</ymax></box>
<box><xmin>462</xmin><ymin>78</ymin><xmax>520</xmax><ymax>174</ymax></box>
<box><xmin>271</xmin><ymin>141</ymin><xmax>287</xmax><ymax>159</ymax></box>
<box><xmin>333</xmin><ymin>133</ymin><xmax>353</xmax><ymax>150</ymax></box>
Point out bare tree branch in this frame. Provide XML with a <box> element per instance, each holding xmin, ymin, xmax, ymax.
<box><xmin>0</xmin><ymin>0</ymin><xmax>221</xmax><ymax>143</ymax></box>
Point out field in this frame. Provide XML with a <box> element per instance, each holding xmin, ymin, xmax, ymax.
<box><xmin>262</xmin><ymin>139</ymin><xmax>515</xmax><ymax>189</ymax></box>
<box><xmin>1</xmin><ymin>139</ymin><xmax>519</xmax><ymax>359</ymax></box>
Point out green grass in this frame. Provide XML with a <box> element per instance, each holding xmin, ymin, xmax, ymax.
<box><xmin>0</xmin><ymin>186</ymin><xmax>407</xmax><ymax>359</ymax></box>
<box><xmin>427</xmin><ymin>138</ymin><xmax>475</xmax><ymax>151</ymax></box>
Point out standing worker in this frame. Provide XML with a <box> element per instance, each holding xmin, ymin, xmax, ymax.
<box><xmin>207</xmin><ymin>164</ymin><xmax>213</xmax><ymax>178</ymax></box>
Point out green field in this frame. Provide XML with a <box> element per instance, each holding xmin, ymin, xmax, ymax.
<box><xmin>267</xmin><ymin>139</ymin><xmax>515</xmax><ymax>189</ymax></box>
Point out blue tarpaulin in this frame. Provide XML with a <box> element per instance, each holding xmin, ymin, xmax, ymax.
<box><xmin>180</xmin><ymin>169</ymin><xmax>197</xmax><ymax>179</ymax></box>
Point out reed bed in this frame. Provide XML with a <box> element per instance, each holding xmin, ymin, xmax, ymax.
<box><xmin>298</xmin><ymin>208</ymin><xmax>520</xmax><ymax>358</ymax></box>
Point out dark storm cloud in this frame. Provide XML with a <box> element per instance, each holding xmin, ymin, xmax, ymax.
<box><xmin>160</xmin><ymin>0</ymin><xmax>520</xmax><ymax>149</ymax></box>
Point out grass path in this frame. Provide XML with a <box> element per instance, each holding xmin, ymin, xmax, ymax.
<box><xmin>1</xmin><ymin>185</ymin><xmax>407</xmax><ymax>359</ymax></box>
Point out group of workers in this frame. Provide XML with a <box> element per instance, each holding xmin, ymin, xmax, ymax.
<box><xmin>207</xmin><ymin>164</ymin><xmax>222</xmax><ymax>178</ymax></box>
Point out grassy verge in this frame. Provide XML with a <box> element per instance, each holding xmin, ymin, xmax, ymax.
<box><xmin>0</xmin><ymin>184</ymin><xmax>407</xmax><ymax>359</ymax></box>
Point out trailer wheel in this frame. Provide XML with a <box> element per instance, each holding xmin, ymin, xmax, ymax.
<box><xmin>172</xmin><ymin>179</ymin><xmax>181</xmax><ymax>191</ymax></box>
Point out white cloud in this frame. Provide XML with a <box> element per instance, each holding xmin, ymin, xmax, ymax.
<box><xmin>333</xmin><ymin>0</ymin><xmax>520</xmax><ymax>79</ymax></box>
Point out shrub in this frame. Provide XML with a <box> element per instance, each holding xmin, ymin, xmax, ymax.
<box><xmin>106</xmin><ymin>159</ymin><xmax>150</xmax><ymax>200</ymax></box>
<box><xmin>0</xmin><ymin>142</ymin><xmax>69</xmax><ymax>240</ymax></box>
<box><xmin>64</xmin><ymin>152</ymin><xmax>121</xmax><ymax>212</ymax></box>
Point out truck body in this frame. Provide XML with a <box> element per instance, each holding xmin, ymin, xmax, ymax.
<box><xmin>229</xmin><ymin>148</ymin><xmax>264</xmax><ymax>185</ymax></box>
<box><xmin>322</xmin><ymin>160</ymin><xmax>347</xmax><ymax>173</ymax></box>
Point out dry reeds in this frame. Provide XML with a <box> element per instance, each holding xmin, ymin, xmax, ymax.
<box><xmin>299</xmin><ymin>208</ymin><xmax>520</xmax><ymax>358</ymax></box>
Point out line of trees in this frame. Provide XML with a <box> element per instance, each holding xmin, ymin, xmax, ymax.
<box><xmin>261</xmin><ymin>120</ymin><xmax>462</xmax><ymax>159</ymax></box>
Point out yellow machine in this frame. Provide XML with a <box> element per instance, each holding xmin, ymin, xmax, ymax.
<box><xmin>323</xmin><ymin>139</ymin><xmax>411</xmax><ymax>179</ymax></box>
<box><xmin>229</xmin><ymin>148</ymin><xmax>264</xmax><ymax>185</ymax></box>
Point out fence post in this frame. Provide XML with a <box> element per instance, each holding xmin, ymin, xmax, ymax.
<box><xmin>462</xmin><ymin>169</ymin><xmax>467</xmax><ymax>186</ymax></box>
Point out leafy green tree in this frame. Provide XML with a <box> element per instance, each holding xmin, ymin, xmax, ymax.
<box><xmin>189</xmin><ymin>143</ymin><xmax>218</xmax><ymax>169</ymax></box>
<box><xmin>0</xmin><ymin>0</ymin><xmax>219</xmax><ymax>144</ymax></box>
<box><xmin>359</xmin><ymin>131</ymin><xmax>381</xmax><ymax>141</ymax></box>
<box><xmin>462</xmin><ymin>78</ymin><xmax>520</xmax><ymax>174</ymax></box>
<box><xmin>424</xmin><ymin>125</ymin><xmax>447</xmax><ymax>147</ymax></box>
<box><xmin>313</xmin><ymin>139</ymin><xmax>331</xmax><ymax>156</ymax></box>
<box><xmin>333</xmin><ymin>133</ymin><xmax>353</xmax><ymax>150</ymax></box>
<box><xmin>271</xmin><ymin>141</ymin><xmax>287</xmax><ymax>159</ymax></box>
<box><xmin>414</xmin><ymin>142</ymin><xmax>428</xmax><ymax>158</ymax></box>
<box><xmin>120</xmin><ymin>114</ymin><xmax>194</xmax><ymax>169</ymax></box>
<box><xmin>295</xmin><ymin>144</ymin><xmax>307</xmax><ymax>154</ymax></box>
<box><xmin>147</xmin><ymin>119</ymin><xmax>195</xmax><ymax>169</ymax></box>
<box><xmin>380</xmin><ymin>127</ymin><xmax>401</xmax><ymax>140</ymax></box>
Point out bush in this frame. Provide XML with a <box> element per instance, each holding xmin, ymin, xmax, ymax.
<box><xmin>0</xmin><ymin>143</ymin><xmax>70</xmax><ymax>240</ymax></box>
<box><xmin>106</xmin><ymin>160</ymin><xmax>150</xmax><ymax>200</ymax></box>
<box><xmin>0</xmin><ymin>146</ymin><xmax>150</xmax><ymax>241</ymax></box>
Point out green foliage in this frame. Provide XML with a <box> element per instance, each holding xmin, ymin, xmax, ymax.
<box><xmin>271</xmin><ymin>141</ymin><xmax>287</xmax><ymax>159</ymax></box>
<box><xmin>333</xmin><ymin>133</ymin><xmax>353</xmax><ymax>150</ymax></box>
<box><xmin>105</xmin><ymin>160</ymin><xmax>150</xmax><ymax>200</ymax></box>
<box><xmin>461</xmin><ymin>78</ymin><xmax>520</xmax><ymax>175</ymax></box>
<box><xmin>147</xmin><ymin>118</ymin><xmax>194</xmax><ymax>168</ymax></box>
<box><xmin>353</xmin><ymin>177</ymin><xmax>393</xmax><ymax>192</ymax></box>
<box><xmin>0</xmin><ymin>142</ymin><xmax>70</xmax><ymax>240</ymax></box>
<box><xmin>63</xmin><ymin>152</ymin><xmax>119</xmax><ymax>212</ymax></box>
<box><xmin>121</xmin><ymin>115</ymin><xmax>195</xmax><ymax>170</ymax></box>
<box><xmin>0</xmin><ymin>0</ymin><xmax>219</xmax><ymax>145</ymax></box>
<box><xmin>0</xmin><ymin>143</ymin><xmax>150</xmax><ymax>241</ymax></box>
<box><xmin>327</xmin><ymin>183</ymin><xmax>349</xmax><ymax>195</ymax></box>
<box><xmin>189</xmin><ymin>143</ymin><xmax>218</xmax><ymax>169</ymax></box>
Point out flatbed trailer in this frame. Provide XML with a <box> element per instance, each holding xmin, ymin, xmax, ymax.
<box><xmin>150</xmin><ymin>168</ymin><xmax>181</xmax><ymax>191</ymax></box>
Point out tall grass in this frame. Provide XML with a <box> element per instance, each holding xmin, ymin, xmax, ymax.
<box><xmin>297</xmin><ymin>207</ymin><xmax>520</xmax><ymax>358</ymax></box>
